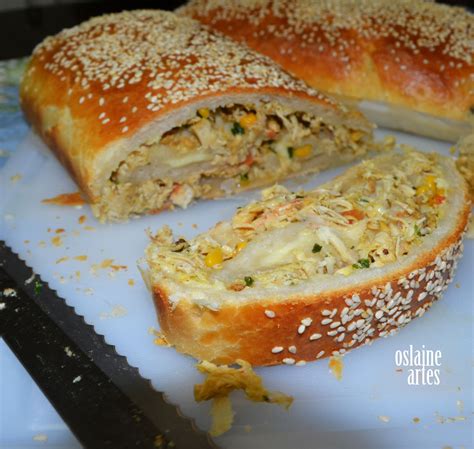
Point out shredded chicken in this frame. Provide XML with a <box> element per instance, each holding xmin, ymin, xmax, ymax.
<box><xmin>147</xmin><ymin>151</ymin><xmax>449</xmax><ymax>289</ymax></box>
<box><xmin>195</xmin><ymin>359</ymin><xmax>293</xmax><ymax>436</ymax></box>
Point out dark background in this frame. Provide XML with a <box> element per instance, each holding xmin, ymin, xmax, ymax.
<box><xmin>0</xmin><ymin>0</ymin><xmax>472</xmax><ymax>60</ymax></box>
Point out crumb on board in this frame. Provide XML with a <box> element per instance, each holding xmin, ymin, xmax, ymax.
<box><xmin>244</xmin><ymin>425</ymin><xmax>252</xmax><ymax>433</ymax></box>
<box><xmin>72</xmin><ymin>375</ymin><xmax>82</xmax><ymax>383</ymax></box>
<box><xmin>56</xmin><ymin>256</ymin><xmax>69</xmax><ymax>264</ymax></box>
<box><xmin>74</xmin><ymin>255</ymin><xmax>88</xmax><ymax>261</ymax></box>
<box><xmin>32</xmin><ymin>433</ymin><xmax>48</xmax><ymax>442</ymax></box>
<box><xmin>378</xmin><ymin>415</ymin><xmax>391</xmax><ymax>423</ymax></box>
<box><xmin>128</xmin><ymin>278</ymin><xmax>135</xmax><ymax>286</ymax></box>
<box><xmin>38</xmin><ymin>240</ymin><xmax>46</xmax><ymax>248</ymax></box>
<box><xmin>412</xmin><ymin>417</ymin><xmax>420</xmax><ymax>424</ymax></box>
<box><xmin>24</xmin><ymin>240</ymin><xmax>30</xmax><ymax>244</ymax></box>
<box><xmin>84</xmin><ymin>226</ymin><xmax>96</xmax><ymax>231</ymax></box>
<box><xmin>64</xmin><ymin>346</ymin><xmax>74</xmax><ymax>357</ymax></box>
<box><xmin>194</xmin><ymin>359</ymin><xmax>293</xmax><ymax>436</ymax></box>
<box><xmin>99</xmin><ymin>305</ymin><xmax>128</xmax><ymax>319</ymax></box>
<box><xmin>42</xmin><ymin>192</ymin><xmax>85</xmax><ymax>206</ymax></box>
<box><xmin>0</xmin><ymin>303</ymin><xmax>6</xmax><ymax>311</ymax></box>
<box><xmin>455</xmin><ymin>283</ymin><xmax>461</xmax><ymax>288</ymax></box>
<box><xmin>51</xmin><ymin>236</ymin><xmax>63</xmax><ymax>247</ymax></box>
<box><xmin>10</xmin><ymin>174</ymin><xmax>22</xmax><ymax>183</ymax></box>
<box><xmin>78</xmin><ymin>215</ymin><xmax>87</xmax><ymax>224</ymax></box>
<box><xmin>192</xmin><ymin>223</ymin><xmax>198</xmax><ymax>229</ymax></box>
<box><xmin>83</xmin><ymin>288</ymin><xmax>94</xmax><ymax>296</ymax></box>
<box><xmin>328</xmin><ymin>354</ymin><xmax>344</xmax><ymax>380</ymax></box>
<box><xmin>55</xmin><ymin>228</ymin><xmax>65</xmax><ymax>234</ymax></box>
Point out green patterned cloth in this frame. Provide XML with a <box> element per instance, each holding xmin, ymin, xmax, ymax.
<box><xmin>0</xmin><ymin>58</ymin><xmax>29</xmax><ymax>166</ymax></box>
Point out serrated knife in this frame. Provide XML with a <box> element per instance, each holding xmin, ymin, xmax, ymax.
<box><xmin>0</xmin><ymin>241</ymin><xmax>216</xmax><ymax>449</ymax></box>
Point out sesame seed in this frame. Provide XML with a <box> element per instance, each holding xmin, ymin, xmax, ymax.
<box><xmin>321</xmin><ymin>318</ymin><xmax>332</xmax><ymax>325</ymax></box>
<box><xmin>301</xmin><ymin>317</ymin><xmax>312</xmax><ymax>326</ymax></box>
<box><xmin>298</xmin><ymin>324</ymin><xmax>306</xmax><ymax>334</ymax></box>
<box><xmin>283</xmin><ymin>358</ymin><xmax>295</xmax><ymax>365</ymax></box>
<box><xmin>309</xmin><ymin>333</ymin><xmax>322</xmax><ymax>340</ymax></box>
<box><xmin>272</xmin><ymin>346</ymin><xmax>284</xmax><ymax>354</ymax></box>
<box><xmin>288</xmin><ymin>345</ymin><xmax>297</xmax><ymax>354</ymax></box>
<box><xmin>316</xmin><ymin>350</ymin><xmax>325</xmax><ymax>359</ymax></box>
<box><xmin>295</xmin><ymin>360</ymin><xmax>306</xmax><ymax>366</ymax></box>
<box><xmin>122</xmin><ymin>126</ymin><xmax>129</xmax><ymax>133</ymax></box>
<box><xmin>264</xmin><ymin>310</ymin><xmax>276</xmax><ymax>318</ymax></box>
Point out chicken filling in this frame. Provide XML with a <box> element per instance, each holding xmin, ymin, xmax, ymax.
<box><xmin>148</xmin><ymin>151</ymin><xmax>449</xmax><ymax>290</ymax></box>
<box><xmin>109</xmin><ymin>102</ymin><xmax>369</xmax><ymax>210</ymax></box>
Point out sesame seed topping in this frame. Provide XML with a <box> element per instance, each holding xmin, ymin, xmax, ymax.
<box><xmin>264</xmin><ymin>309</ymin><xmax>276</xmax><ymax>318</ymax></box>
<box><xmin>288</xmin><ymin>345</ymin><xmax>297</xmax><ymax>354</ymax></box>
<box><xmin>122</xmin><ymin>126</ymin><xmax>129</xmax><ymax>133</ymax></box>
<box><xmin>301</xmin><ymin>317</ymin><xmax>312</xmax><ymax>326</ymax></box>
<box><xmin>282</xmin><ymin>357</ymin><xmax>295</xmax><ymax>365</ymax></box>
<box><xmin>295</xmin><ymin>360</ymin><xmax>306</xmax><ymax>366</ymax></box>
<box><xmin>309</xmin><ymin>333</ymin><xmax>322</xmax><ymax>340</ymax></box>
<box><xmin>272</xmin><ymin>346</ymin><xmax>284</xmax><ymax>353</ymax></box>
<box><xmin>297</xmin><ymin>324</ymin><xmax>306</xmax><ymax>334</ymax></box>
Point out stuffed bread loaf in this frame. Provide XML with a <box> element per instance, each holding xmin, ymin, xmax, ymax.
<box><xmin>178</xmin><ymin>0</ymin><xmax>474</xmax><ymax>142</ymax></box>
<box><xmin>19</xmin><ymin>9</ymin><xmax>373</xmax><ymax>222</ymax></box>
<box><xmin>146</xmin><ymin>150</ymin><xmax>470</xmax><ymax>366</ymax></box>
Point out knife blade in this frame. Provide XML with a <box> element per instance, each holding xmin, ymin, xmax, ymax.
<box><xmin>0</xmin><ymin>240</ymin><xmax>215</xmax><ymax>449</ymax></box>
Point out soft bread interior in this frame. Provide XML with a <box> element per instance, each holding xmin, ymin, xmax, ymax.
<box><xmin>91</xmin><ymin>94</ymin><xmax>373</xmax><ymax>221</ymax></box>
<box><xmin>146</xmin><ymin>151</ymin><xmax>469</xmax><ymax>309</ymax></box>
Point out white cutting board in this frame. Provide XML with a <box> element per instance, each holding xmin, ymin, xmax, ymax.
<box><xmin>0</xmin><ymin>129</ymin><xmax>472</xmax><ymax>449</ymax></box>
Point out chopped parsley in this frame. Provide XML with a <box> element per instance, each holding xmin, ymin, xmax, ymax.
<box><xmin>34</xmin><ymin>280</ymin><xmax>42</xmax><ymax>295</ymax></box>
<box><xmin>287</xmin><ymin>147</ymin><xmax>294</xmax><ymax>158</ymax></box>
<box><xmin>312</xmin><ymin>243</ymin><xmax>322</xmax><ymax>253</ymax></box>
<box><xmin>352</xmin><ymin>258</ymin><xmax>371</xmax><ymax>269</ymax></box>
<box><xmin>231</xmin><ymin>122</ymin><xmax>245</xmax><ymax>135</ymax></box>
<box><xmin>244</xmin><ymin>276</ymin><xmax>254</xmax><ymax>287</ymax></box>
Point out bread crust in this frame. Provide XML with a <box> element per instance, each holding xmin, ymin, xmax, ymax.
<box><xmin>19</xmin><ymin>9</ymin><xmax>357</xmax><ymax>205</ymax></box>
<box><xmin>151</xmin><ymin>185</ymin><xmax>470</xmax><ymax>366</ymax></box>
<box><xmin>179</xmin><ymin>0</ymin><xmax>474</xmax><ymax>140</ymax></box>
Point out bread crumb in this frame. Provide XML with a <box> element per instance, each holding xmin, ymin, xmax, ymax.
<box><xmin>455</xmin><ymin>283</ymin><xmax>460</xmax><ymax>288</ymax></box>
<box><xmin>64</xmin><ymin>346</ymin><xmax>74</xmax><ymax>357</ymax></box>
<box><xmin>2</xmin><ymin>288</ymin><xmax>17</xmax><ymax>297</ymax></box>
<box><xmin>0</xmin><ymin>303</ymin><xmax>6</xmax><ymax>311</ymax></box>
<box><xmin>72</xmin><ymin>375</ymin><xmax>82</xmax><ymax>383</ymax></box>
<box><xmin>38</xmin><ymin>240</ymin><xmax>46</xmax><ymax>248</ymax></box>
<box><xmin>51</xmin><ymin>236</ymin><xmax>63</xmax><ymax>247</ymax></box>
<box><xmin>84</xmin><ymin>226</ymin><xmax>96</xmax><ymax>231</ymax></box>
<box><xmin>100</xmin><ymin>305</ymin><xmax>128</xmax><ymax>319</ymax></box>
<box><xmin>74</xmin><ymin>255</ymin><xmax>88</xmax><ymax>261</ymax></box>
<box><xmin>128</xmin><ymin>278</ymin><xmax>135</xmax><ymax>286</ymax></box>
<box><xmin>32</xmin><ymin>433</ymin><xmax>48</xmax><ymax>442</ymax></box>
<box><xmin>328</xmin><ymin>354</ymin><xmax>344</xmax><ymax>380</ymax></box>
<box><xmin>10</xmin><ymin>174</ymin><xmax>22</xmax><ymax>183</ymax></box>
<box><xmin>56</xmin><ymin>256</ymin><xmax>69</xmax><ymax>264</ymax></box>
<box><xmin>24</xmin><ymin>240</ymin><xmax>30</xmax><ymax>244</ymax></box>
<box><xmin>194</xmin><ymin>359</ymin><xmax>293</xmax><ymax>436</ymax></box>
<box><xmin>153</xmin><ymin>331</ymin><xmax>170</xmax><ymax>346</ymax></box>
<box><xmin>412</xmin><ymin>417</ymin><xmax>420</xmax><ymax>424</ymax></box>
<box><xmin>78</xmin><ymin>215</ymin><xmax>87</xmax><ymax>224</ymax></box>
<box><xmin>378</xmin><ymin>415</ymin><xmax>390</xmax><ymax>423</ymax></box>
<box><xmin>192</xmin><ymin>223</ymin><xmax>198</xmax><ymax>229</ymax></box>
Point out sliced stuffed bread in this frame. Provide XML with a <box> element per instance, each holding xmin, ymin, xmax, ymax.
<box><xmin>20</xmin><ymin>9</ymin><xmax>373</xmax><ymax>222</ymax></box>
<box><xmin>146</xmin><ymin>151</ymin><xmax>470</xmax><ymax>366</ymax></box>
<box><xmin>179</xmin><ymin>0</ymin><xmax>474</xmax><ymax>142</ymax></box>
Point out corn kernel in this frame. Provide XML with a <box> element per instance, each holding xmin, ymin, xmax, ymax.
<box><xmin>205</xmin><ymin>248</ymin><xmax>223</xmax><ymax>267</ymax></box>
<box><xmin>236</xmin><ymin>241</ymin><xmax>248</xmax><ymax>252</ymax></box>
<box><xmin>294</xmin><ymin>144</ymin><xmax>312</xmax><ymax>158</ymax></box>
<box><xmin>239</xmin><ymin>113</ymin><xmax>257</xmax><ymax>128</ymax></box>
<box><xmin>198</xmin><ymin>108</ymin><xmax>210</xmax><ymax>119</ymax></box>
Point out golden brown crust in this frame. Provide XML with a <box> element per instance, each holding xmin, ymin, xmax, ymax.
<box><xmin>19</xmin><ymin>9</ymin><xmax>347</xmax><ymax>203</ymax></box>
<box><xmin>152</xmin><ymin>196</ymin><xmax>470</xmax><ymax>366</ymax></box>
<box><xmin>179</xmin><ymin>0</ymin><xmax>474</xmax><ymax>135</ymax></box>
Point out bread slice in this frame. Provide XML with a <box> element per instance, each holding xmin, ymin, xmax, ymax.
<box><xmin>178</xmin><ymin>0</ymin><xmax>474</xmax><ymax>142</ymax></box>
<box><xmin>19</xmin><ymin>9</ymin><xmax>373</xmax><ymax>222</ymax></box>
<box><xmin>145</xmin><ymin>151</ymin><xmax>470</xmax><ymax>366</ymax></box>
